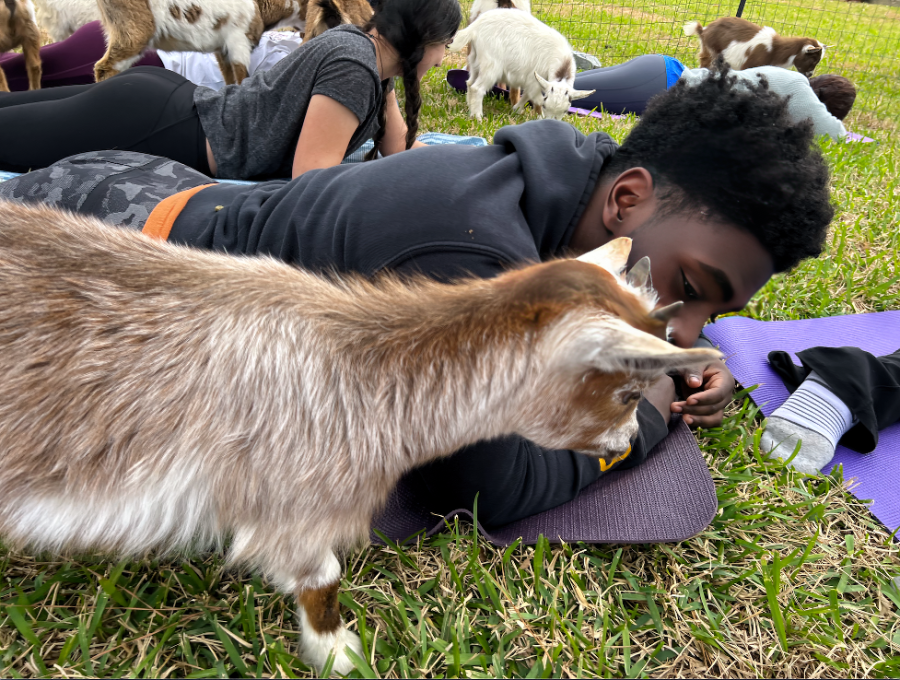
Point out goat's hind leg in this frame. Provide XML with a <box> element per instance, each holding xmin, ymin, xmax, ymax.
<box><xmin>295</xmin><ymin>551</ymin><xmax>362</xmax><ymax>675</ymax></box>
<box><xmin>94</xmin><ymin>0</ymin><xmax>155</xmax><ymax>81</ymax></box>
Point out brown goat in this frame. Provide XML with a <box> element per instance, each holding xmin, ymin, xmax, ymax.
<box><xmin>0</xmin><ymin>201</ymin><xmax>719</xmax><ymax>673</ymax></box>
<box><xmin>0</xmin><ymin>0</ymin><xmax>41</xmax><ymax>91</ymax></box>
<box><xmin>684</xmin><ymin>17</ymin><xmax>825</xmax><ymax>77</ymax></box>
<box><xmin>303</xmin><ymin>0</ymin><xmax>372</xmax><ymax>41</ymax></box>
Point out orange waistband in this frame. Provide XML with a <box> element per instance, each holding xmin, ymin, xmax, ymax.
<box><xmin>142</xmin><ymin>183</ymin><xmax>215</xmax><ymax>241</ymax></box>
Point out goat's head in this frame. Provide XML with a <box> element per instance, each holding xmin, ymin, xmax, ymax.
<box><xmin>533</xmin><ymin>72</ymin><xmax>595</xmax><ymax>120</ymax></box>
<box><xmin>794</xmin><ymin>40</ymin><xmax>825</xmax><ymax>77</ymax></box>
<box><xmin>498</xmin><ymin>238</ymin><xmax>721</xmax><ymax>466</ymax></box>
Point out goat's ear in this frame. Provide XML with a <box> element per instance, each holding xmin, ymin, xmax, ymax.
<box><xmin>534</xmin><ymin>72</ymin><xmax>551</xmax><ymax>90</ymax></box>
<box><xmin>803</xmin><ymin>43</ymin><xmax>823</xmax><ymax>54</ymax></box>
<box><xmin>569</xmin><ymin>88</ymin><xmax>596</xmax><ymax>102</ymax></box>
<box><xmin>566</xmin><ymin>318</ymin><xmax>723</xmax><ymax>375</ymax></box>
<box><xmin>576</xmin><ymin>237</ymin><xmax>632</xmax><ymax>275</ymax></box>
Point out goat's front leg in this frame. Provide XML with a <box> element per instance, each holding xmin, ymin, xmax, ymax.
<box><xmin>21</xmin><ymin>27</ymin><xmax>43</xmax><ymax>90</ymax></box>
<box><xmin>466</xmin><ymin>76</ymin><xmax>491</xmax><ymax>120</ymax></box>
<box><xmin>0</xmin><ymin>66</ymin><xmax>9</xmax><ymax>93</ymax></box>
<box><xmin>295</xmin><ymin>551</ymin><xmax>362</xmax><ymax>675</ymax></box>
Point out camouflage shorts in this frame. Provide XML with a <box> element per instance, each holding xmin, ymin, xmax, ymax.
<box><xmin>0</xmin><ymin>150</ymin><xmax>212</xmax><ymax>230</ymax></box>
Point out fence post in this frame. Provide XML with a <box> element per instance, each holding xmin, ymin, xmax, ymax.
<box><xmin>736</xmin><ymin>0</ymin><xmax>746</xmax><ymax>17</ymax></box>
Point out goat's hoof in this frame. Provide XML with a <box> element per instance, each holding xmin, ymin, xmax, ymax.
<box><xmin>301</xmin><ymin>626</ymin><xmax>362</xmax><ymax>676</ymax></box>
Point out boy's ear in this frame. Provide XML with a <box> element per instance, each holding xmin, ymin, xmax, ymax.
<box><xmin>560</xmin><ymin>316</ymin><xmax>722</xmax><ymax>375</ymax></box>
<box><xmin>576</xmin><ymin>237</ymin><xmax>632</xmax><ymax>275</ymax></box>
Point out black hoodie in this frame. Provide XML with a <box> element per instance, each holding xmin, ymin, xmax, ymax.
<box><xmin>170</xmin><ymin>119</ymin><xmax>668</xmax><ymax>526</ymax></box>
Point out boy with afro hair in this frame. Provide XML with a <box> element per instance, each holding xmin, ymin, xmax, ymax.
<box><xmin>0</xmin><ymin>65</ymin><xmax>834</xmax><ymax>525</ymax></box>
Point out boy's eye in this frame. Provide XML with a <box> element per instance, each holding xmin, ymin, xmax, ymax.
<box><xmin>681</xmin><ymin>269</ymin><xmax>699</xmax><ymax>301</ymax></box>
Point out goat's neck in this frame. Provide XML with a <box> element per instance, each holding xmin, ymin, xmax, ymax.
<box><xmin>308</xmin><ymin>278</ymin><xmax>538</xmax><ymax>475</ymax></box>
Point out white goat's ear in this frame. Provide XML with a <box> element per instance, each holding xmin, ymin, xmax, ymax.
<box><xmin>576</xmin><ymin>237</ymin><xmax>632</xmax><ymax>275</ymax></box>
<box><xmin>803</xmin><ymin>43</ymin><xmax>822</xmax><ymax>54</ymax></box>
<box><xmin>569</xmin><ymin>318</ymin><xmax>723</xmax><ymax>376</ymax></box>
<box><xmin>569</xmin><ymin>88</ymin><xmax>595</xmax><ymax>102</ymax></box>
<box><xmin>534</xmin><ymin>72</ymin><xmax>551</xmax><ymax>90</ymax></box>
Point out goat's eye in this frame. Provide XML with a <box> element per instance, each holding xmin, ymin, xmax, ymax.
<box><xmin>621</xmin><ymin>390</ymin><xmax>641</xmax><ymax>405</ymax></box>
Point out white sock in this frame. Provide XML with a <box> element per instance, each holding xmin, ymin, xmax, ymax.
<box><xmin>770</xmin><ymin>372</ymin><xmax>854</xmax><ymax>448</ymax></box>
<box><xmin>761</xmin><ymin>372</ymin><xmax>855</xmax><ymax>474</ymax></box>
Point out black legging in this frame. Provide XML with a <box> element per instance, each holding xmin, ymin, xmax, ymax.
<box><xmin>0</xmin><ymin>67</ymin><xmax>211</xmax><ymax>175</ymax></box>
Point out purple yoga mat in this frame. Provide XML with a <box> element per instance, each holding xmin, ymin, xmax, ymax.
<box><xmin>371</xmin><ymin>419</ymin><xmax>718</xmax><ymax>546</ymax></box>
<box><xmin>703</xmin><ymin>312</ymin><xmax>900</xmax><ymax>538</ymax></box>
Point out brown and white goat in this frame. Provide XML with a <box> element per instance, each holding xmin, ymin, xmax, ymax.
<box><xmin>0</xmin><ymin>201</ymin><xmax>719</xmax><ymax>673</ymax></box>
<box><xmin>94</xmin><ymin>0</ymin><xmax>265</xmax><ymax>84</ymax></box>
<box><xmin>684</xmin><ymin>17</ymin><xmax>825</xmax><ymax>77</ymax></box>
<box><xmin>467</xmin><ymin>0</ymin><xmax>532</xmax><ymax>107</ymax></box>
<box><xmin>0</xmin><ymin>0</ymin><xmax>41</xmax><ymax>91</ymax></box>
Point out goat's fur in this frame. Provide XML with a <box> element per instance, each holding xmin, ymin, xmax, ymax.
<box><xmin>468</xmin><ymin>0</ymin><xmax>530</xmax><ymax>23</ymax></box>
<box><xmin>684</xmin><ymin>17</ymin><xmax>825</xmax><ymax>77</ymax></box>
<box><xmin>0</xmin><ymin>0</ymin><xmax>41</xmax><ymax>91</ymax></box>
<box><xmin>303</xmin><ymin>0</ymin><xmax>371</xmax><ymax>41</ymax></box>
<box><xmin>0</xmin><ymin>201</ymin><xmax>719</xmax><ymax>673</ymax></box>
<box><xmin>32</xmin><ymin>0</ymin><xmax>100</xmax><ymax>41</ymax></box>
<box><xmin>467</xmin><ymin>0</ymin><xmax>531</xmax><ymax>106</ymax></box>
<box><xmin>450</xmin><ymin>9</ymin><xmax>594</xmax><ymax>120</ymax></box>
<box><xmin>94</xmin><ymin>0</ymin><xmax>264</xmax><ymax>84</ymax></box>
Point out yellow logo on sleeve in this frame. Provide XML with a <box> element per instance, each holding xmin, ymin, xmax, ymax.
<box><xmin>598</xmin><ymin>445</ymin><xmax>631</xmax><ymax>472</ymax></box>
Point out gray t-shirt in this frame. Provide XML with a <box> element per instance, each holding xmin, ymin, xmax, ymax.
<box><xmin>194</xmin><ymin>25</ymin><xmax>385</xmax><ymax>180</ymax></box>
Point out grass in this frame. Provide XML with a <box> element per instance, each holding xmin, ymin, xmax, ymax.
<box><xmin>2</xmin><ymin>1</ymin><xmax>900</xmax><ymax>677</ymax></box>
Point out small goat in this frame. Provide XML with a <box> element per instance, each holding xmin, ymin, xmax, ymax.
<box><xmin>449</xmin><ymin>9</ymin><xmax>595</xmax><ymax>120</ymax></box>
<box><xmin>467</xmin><ymin>0</ymin><xmax>531</xmax><ymax>107</ymax></box>
<box><xmin>0</xmin><ymin>201</ymin><xmax>718</xmax><ymax>673</ymax></box>
<box><xmin>303</xmin><ymin>0</ymin><xmax>372</xmax><ymax>41</ymax></box>
<box><xmin>94</xmin><ymin>0</ymin><xmax>265</xmax><ymax>84</ymax></box>
<box><xmin>0</xmin><ymin>0</ymin><xmax>41</xmax><ymax>91</ymax></box>
<box><xmin>32</xmin><ymin>0</ymin><xmax>100</xmax><ymax>41</ymax></box>
<box><xmin>684</xmin><ymin>17</ymin><xmax>825</xmax><ymax>77</ymax></box>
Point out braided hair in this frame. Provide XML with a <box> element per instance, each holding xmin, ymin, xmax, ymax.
<box><xmin>364</xmin><ymin>0</ymin><xmax>461</xmax><ymax>160</ymax></box>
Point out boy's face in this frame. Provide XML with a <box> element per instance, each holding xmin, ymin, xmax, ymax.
<box><xmin>572</xmin><ymin>168</ymin><xmax>775</xmax><ymax>348</ymax></box>
<box><xmin>626</xmin><ymin>212</ymin><xmax>773</xmax><ymax>348</ymax></box>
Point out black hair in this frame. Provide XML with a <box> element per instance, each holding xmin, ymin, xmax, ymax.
<box><xmin>603</xmin><ymin>61</ymin><xmax>833</xmax><ymax>273</ymax></box>
<box><xmin>363</xmin><ymin>0</ymin><xmax>461</xmax><ymax>160</ymax></box>
<box><xmin>808</xmin><ymin>74</ymin><xmax>856</xmax><ymax>121</ymax></box>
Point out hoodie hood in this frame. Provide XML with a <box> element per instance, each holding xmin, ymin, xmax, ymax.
<box><xmin>493</xmin><ymin>119</ymin><xmax>619</xmax><ymax>258</ymax></box>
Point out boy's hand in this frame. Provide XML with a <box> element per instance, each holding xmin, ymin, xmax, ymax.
<box><xmin>670</xmin><ymin>362</ymin><xmax>735</xmax><ymax>428</ymax></box>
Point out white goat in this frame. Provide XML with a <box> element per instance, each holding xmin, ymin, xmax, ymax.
<box><xmin>32</xmin><ymin>0</ymin><xmax>101</xmax><ymax>41</ymax></box>
<box><xmin>449</xmin><ymin>9</ymin><xmax>594</xmax><ymax>120</ymax></box>
<box><xmin>468</xmin><ymin>0</ymin><xmax>530</xmax><ymax>24</ymax></box>
<box><xmin>94</xmin><ymin>0</ymin><xmax>264</xmax><ymax>84</ymax></box>
<box><xmin>0</xmin><ymin>201</ymin><xmax>718</xmax><ymax>674</ymax></box>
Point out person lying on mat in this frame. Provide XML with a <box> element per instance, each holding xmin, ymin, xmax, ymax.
<box><xmin>0</xmin><ymin>65</ymin><xmax>834</xmax><ymax>526</ymax></box>
<box><xmin>761</xmin><ymin>347</ymin><xmax>900</xmax><ymax>474</ymax></box>
<box><xmin>0</xmin><ymin>21</ymin><xmax>303</xmax><ymax>92</ymax></box>
<box><xmin>569</xmin><ymin>54</ymin><xmax>854</xmax><ymax>141</ymax></box>
<box><xmin>0</xmin><ymin>0</ymin><xmax>461</xmax><ymax>180</ymax></box>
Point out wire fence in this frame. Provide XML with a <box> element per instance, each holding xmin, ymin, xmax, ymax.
<box><xmin>460</xmin><ymin>0</ymin><xmax>900</xmax><ymax>135</ymax></box>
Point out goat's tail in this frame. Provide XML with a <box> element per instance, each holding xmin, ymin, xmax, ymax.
<box><xmin>683</xmin><ymin>20</ymin><xmax>703</xmax><ymax>37</ymax></box>
<box><xmin>448</xmin><ymin>24</ymin><xmax>474</xmax><ymax>52</ymax></box>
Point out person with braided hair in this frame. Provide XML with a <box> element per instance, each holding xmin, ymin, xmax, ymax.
<box><xmin>0</xmin><ymin>0</ymin><xmax>460</xmax><ymax>179</ymax></box>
